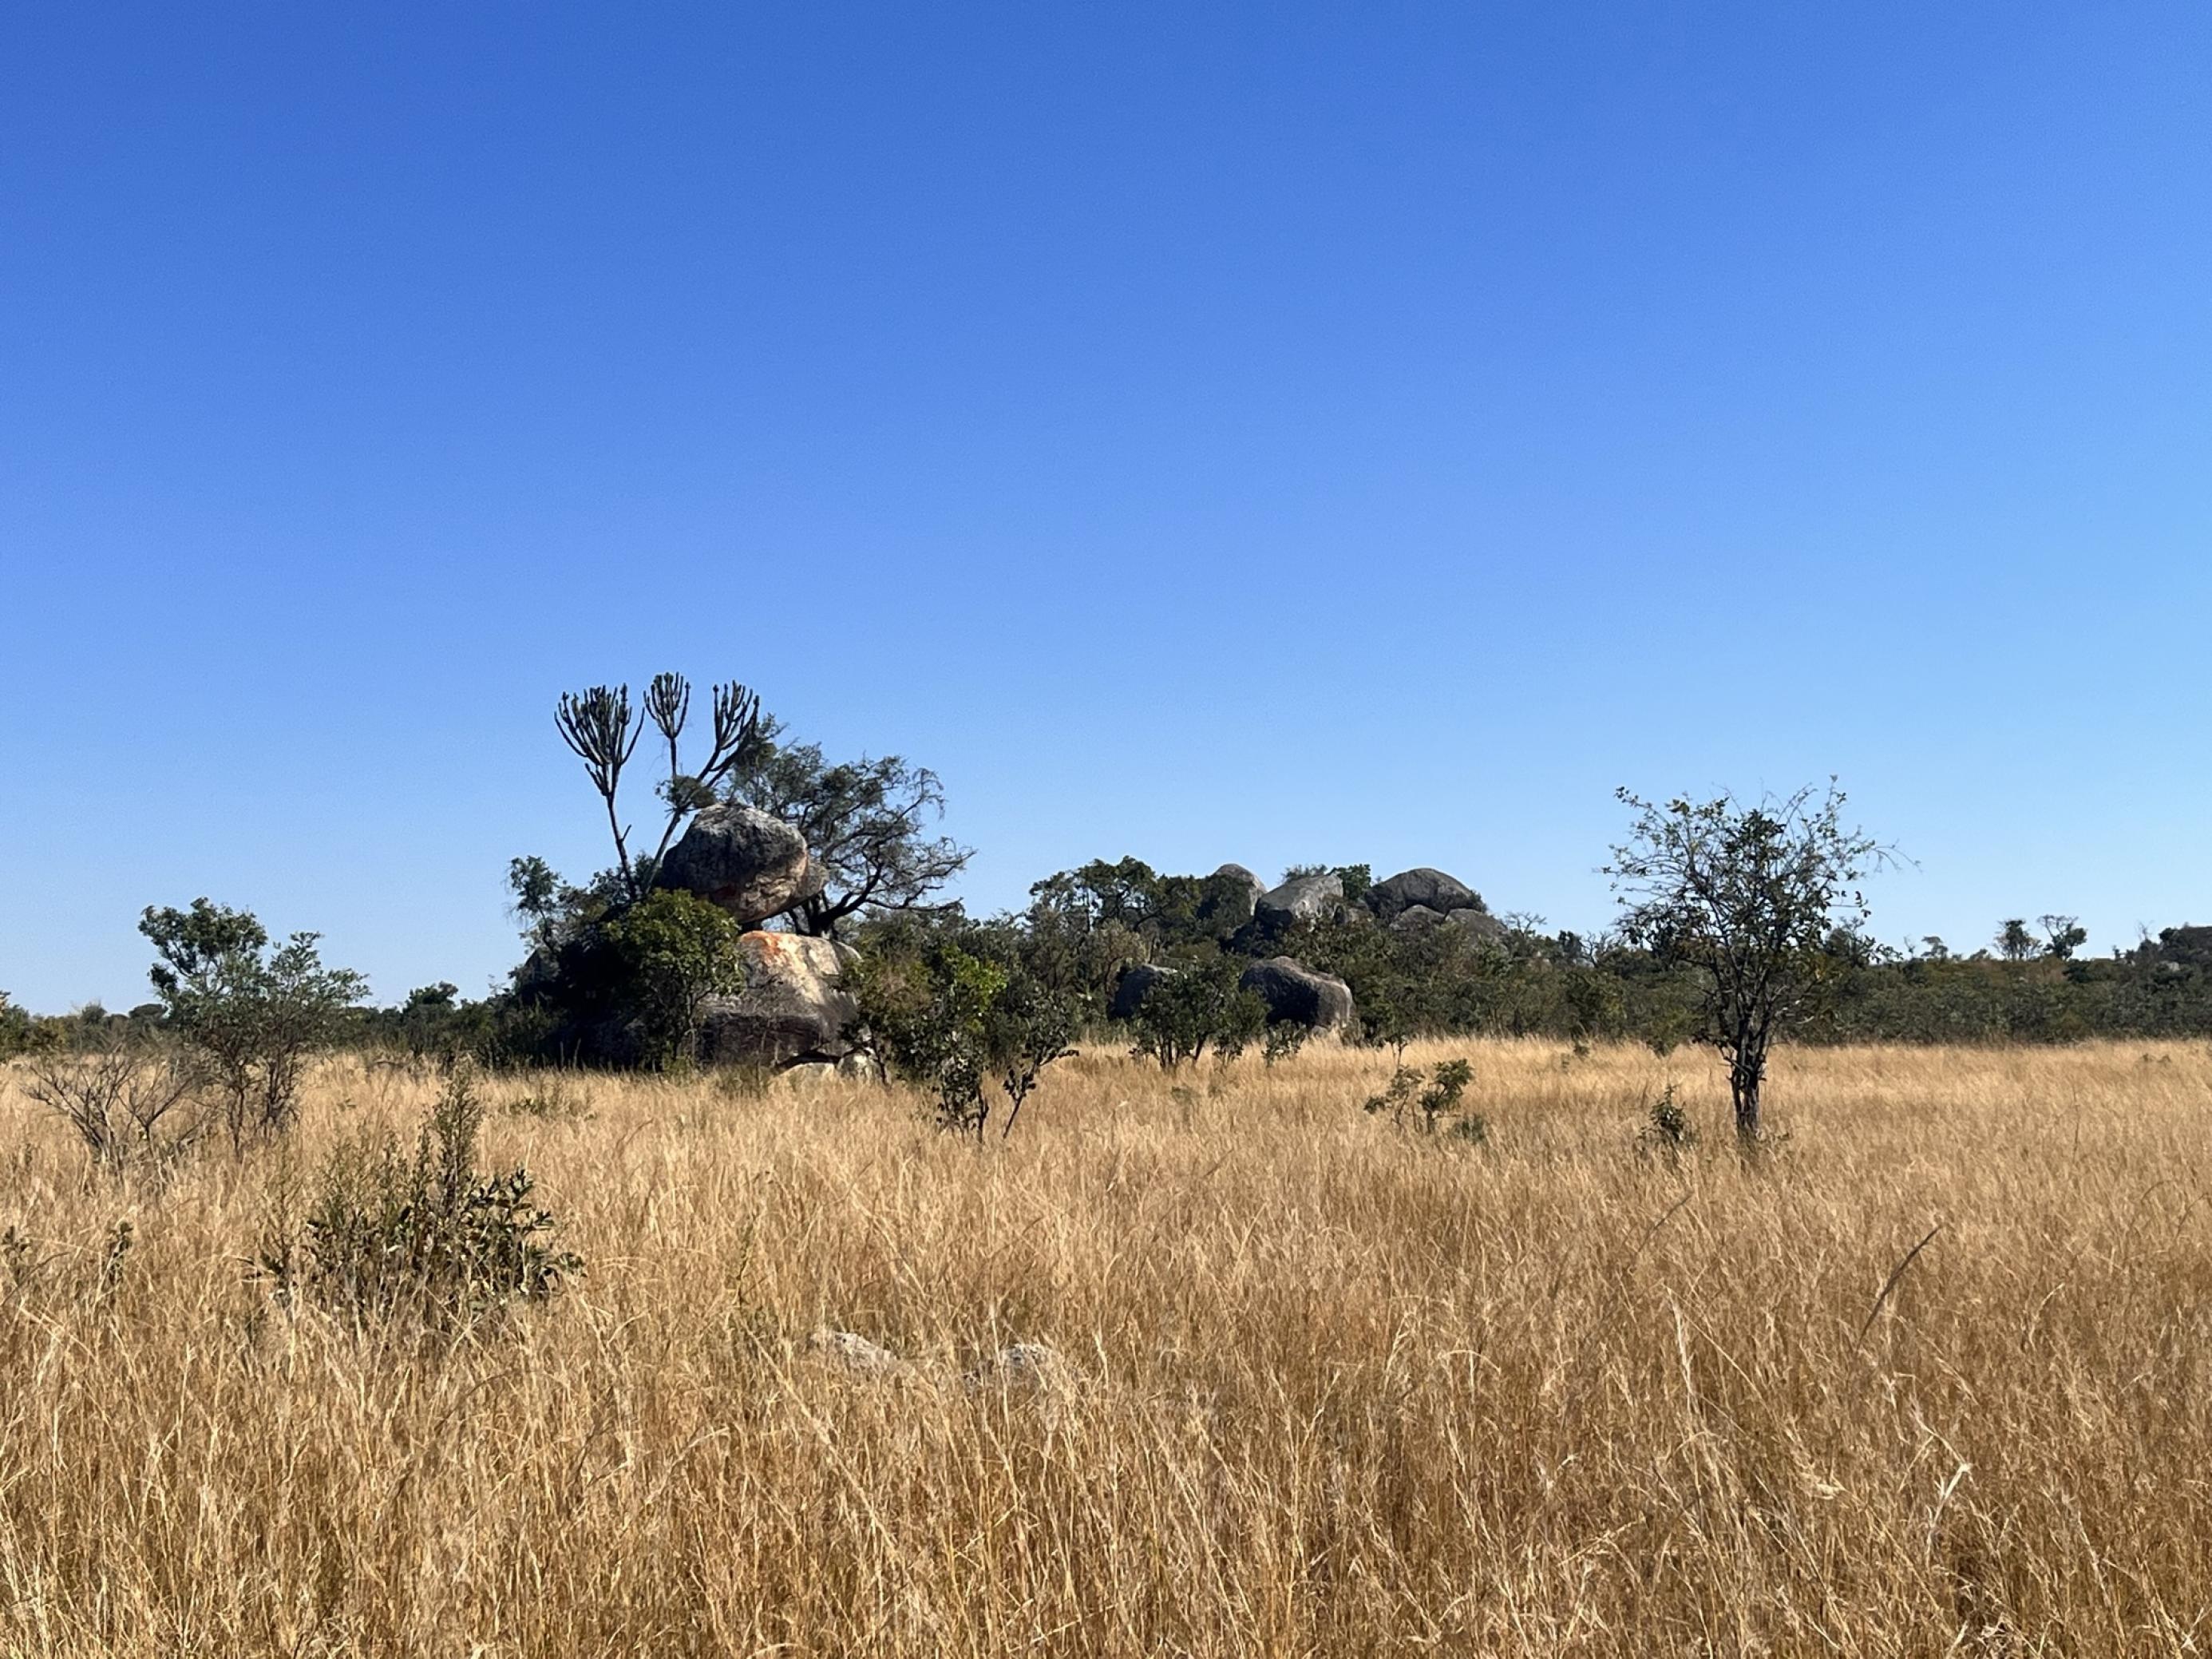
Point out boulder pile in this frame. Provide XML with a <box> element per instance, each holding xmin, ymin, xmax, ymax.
<box><xmin>655</xmin><ymin>802</ymin><xmax>822</xmax><ymax>925</ymax></box>
<box><xmin>698</xmin><ymin>931</ymin><xmax>860</xmax><ymax>1069</ymax></box>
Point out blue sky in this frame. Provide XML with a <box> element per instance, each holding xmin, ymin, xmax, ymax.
<box><xmin>3</xmin><ymin>4</ymin><xmax>2207</xmax><ymax>1010</ymax></box>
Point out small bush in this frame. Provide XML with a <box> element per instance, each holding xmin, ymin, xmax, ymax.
<box><xmin>1128</xmin><ymin>956</ymin><xmax>1266</xmax><ymax>1071</ymax></box>
<box><xmin>1636</xmin><ymin>1082</ymin><xmax>1698</xmax><ymax>1159</ymax></box>
<box><xmin>139</xmin><ymin>899</ymin><xmax>366</xmax><ymax>1152</ymax></box>
<box><xmin>1364</xmin><ymin>1057</ymin><xmax>1478</xmax><ymax>1137</ymax></box>
<box><xmin>25</xmin><ymin>1045</ymin><xmax>209</xmax><ymax>1174</ymax></box>
<box><xmin>259</xmin><ymin>1073</ymin><xmax>580</xmax><ymax>1328</ymax></box>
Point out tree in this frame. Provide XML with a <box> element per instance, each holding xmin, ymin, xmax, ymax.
<box><xmin>1605</xmin><ymin>783</ymin><xmax>1888</xmax><ymax>1146</ymax></box>
<box><xmin>0</xmin><ymin>992</ymin><xmax>34</xmax><ymax>1061</ymax></box>
<box><xmin>552</xmin><ymin>674</ymin><xmax>767</xmax><ymax>903</ymax></box>
<box><xmin>601</xmin><ymin>889</ymin><xmax>745</xmax><ymax>1068</ymax></box>
<box><xmin>2040</xmin><ymin>915</ymin><xmax>2087</xmax><ymax>961</ymax></box>
<box><xmin>1996</xmin><ymin>919</ymin><xmax>2040</xmax><ymax>962</ymax></box>
<box><xmin>1126</xmin><ymin>955</ymin><xmax>1267</xmax><ymax>1071</ymax></box>
<box><xmin>139</xmin><ymin>900</ymin><xmax>368</xmax><ymax>1152</ymax></box>
<box><xmin>729</xmin><ymin>727</ymin><xmax>970</xmax><ymax>938</ymax></box>
<box><xmin>850</xmin><ymin>918</ymin><xmax>1079</xmax><ymax>1139</ymax></box>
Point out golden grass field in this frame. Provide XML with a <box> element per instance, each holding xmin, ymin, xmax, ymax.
<box><xmin>1</xmin><ymin>1037</ymin><xmax>2209</xmax><ymax>1656</ymax></box>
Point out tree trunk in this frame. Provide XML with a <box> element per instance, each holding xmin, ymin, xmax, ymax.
<box><xmin>1729</xmin><ymin>1051</ymin><xmax>1763</xmax><ymax>1145</ymax></box>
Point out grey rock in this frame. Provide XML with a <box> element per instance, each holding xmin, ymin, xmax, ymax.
<box><xmin>1238</xmin><ymin>956</ymin><xmax>1355</xmax><ymax>1031</ymax></box>
<box><xmin>1389</xmin><ymin>904</ymin><xmax>1450</xmax><ymax>933</ymax></box>
<box><xmin>1367</xmin><ymin>867</ymin><xmax>1482</xmax><ymax>923</ymax></box>
<box><xmin>655</xmin><ymin>803</ymin><xmax>823</xmax><ymax>925</ymax></box>
<box><xmin>698</xmin><ymin>931</ymin><xmax>860</xmax><ymax>1068</ymax></box>
<box><xmin>809</xmin><ymin>1328</ymin><xmax>904</xmax><ymax>1376</ymax></box>
<box><xmin>1447</xmin><ymin>908</ymin><xmax>1507</xmax><ymax>941</ymax></box>
<box><xmin>1109</xmin><ymin>963</ymin><xmax>1176</xmax><ymax>1022</ymax></box>
<box><xmin>1256</xmin><ymin>873</ymin><xmax>1345</xmax><ymax>929</ymax></box>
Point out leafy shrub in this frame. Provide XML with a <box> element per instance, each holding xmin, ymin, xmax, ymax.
<box><xmin>601</xmin><ymin>889</ymin><xmax>744</xmax><ymax>1069</ymax></box>
<box><xmin>851</xmin><ymin>919</ymin><xmax>1077</xmax><ymax>1138</ymax></box>
<box><xmin>1128</xmin><ymin>956</ymin><xmax>1266</xmax><ymax>1071</ymax></box>
<box><xmin>259</xmin><ymin>1073</ymin><xmax>580</xmax><ymax>1327</ymax></box>
<box><xmin>1363</xmin><ymin>1057</ymin><xmax>1479</xmax><ymax>1137</ymax></box>
<box><xmin>1637</xmin><ymin>1082</ymin><xmax>1697</xmax><ymax>1159</ymax></box>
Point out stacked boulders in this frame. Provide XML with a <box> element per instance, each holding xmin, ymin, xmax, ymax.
<box><xmin>1363</xmin><ymin>865</ymin><xmax>1502</xmax><ymax>940</ymax></box>
<box><xmin>655</xmin><ymin>802</ymin><xmax>822</xmax><ymax>924</ymax></box>
<box><xmin>657</xmin><ymin>804</ymin><xmax>857</xmax><ymax>1067</ymax></box>
<box><xmin>697</xmin><ymin>932</ymin><xmax>861</xmax><ymax>1069</ymax></box>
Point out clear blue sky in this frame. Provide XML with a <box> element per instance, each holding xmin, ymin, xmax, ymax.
<box><xmin>4</xmin><ymin>4</ymin><xmax>2207</xmax><ymax>1012</ymax></box>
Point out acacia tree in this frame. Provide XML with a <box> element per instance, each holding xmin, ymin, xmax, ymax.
<box><xmin>553</xmin><ymin>674</ymin><xmax>767</xmax><ymax>903</ymax></box>
<box><xmin>1996</xmin><ymin>918</ymin><xmax>2040</xmax><ymax>962</ymax></box>
<box><xmin>728</xmin><ymin>724</ymin><xmax>970</xmax><ymax>938</ymax></box>
<box><xmin>2039</xmin><ymin>915</ymin><xmax>2087</xmax><ymax>961</ymax></box>
<box><xmin>1605</xmin><ymin>782</ymin><xmax>1888</xmax><ymax>1146</ymax></box>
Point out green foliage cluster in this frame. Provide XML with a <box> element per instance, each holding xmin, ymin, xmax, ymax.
<box><xmin>139</xmin><ymin>900</ymin><xmax>368</xmax><ymax>1152</ymax></box>
<box><xmin>1363</xmin><ymin>1057</ymin><xmax>1479</xmax><ymax>1138</ymax></box>
<box><xmin>258</xmin><ymin>1072</ymin><xmax>580</xmax><ymax>1328</ymax></box>
<box><xmin>602</xmin><ymin>889</ymin><xmax>745</xmax><ymax>1067</ymax></box>
<box><xmin>1126</xmin><ymin>956</ymin><xmax>1267</xmax><ymax>1071</ymax></box>
<box><xmin>848</xmin><ymin>917</ymin><xmax>1076</xmax><ymax>1138</ymax></box>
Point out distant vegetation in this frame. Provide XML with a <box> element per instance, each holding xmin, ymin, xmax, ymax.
<box><xmin>8</xmin><ymin>675</ymin><xmax>2212</xmax><ymax>1093</ymax></box>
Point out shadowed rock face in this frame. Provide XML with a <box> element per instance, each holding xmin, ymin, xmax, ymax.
<box><xmin>1256</xmin><ymin>873</ymin><xmax>1346</xmax><ymax>929</ymax></box>
<box><xmin>1447</xmin><ymin>908</ymin><xmax>1506</xmax><ymax>941</ymax></box>
<box><xmin>1109</xmin><ymin>963</ymin><xmax>1177</xmax><ymax>1022</ymax></box>
<box><xmin>1389</xmin><ymin>904</ymin><xmax>1449</xmax><ymax>933</ymax></box>
<box><xmin>1366</xmin><ymin>867</ymin><xmax>1482</xmax><ymax>923</ymax></box>
<box><xmin>656</xmin><ymin>803</ymin><xmax>823</xmax><ymax>925</ymax></box>
<box><xmin>697</xmin><ymin>931</ymin><xmax>858</xmax><ymax>1067</ymax></box>
<box><xmin>1239</xmin><ymin>956</ymin><xmax>1355</xmax><ymax>1031</ymax></box>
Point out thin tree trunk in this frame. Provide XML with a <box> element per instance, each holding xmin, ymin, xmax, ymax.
<box><xmin>1730</xmin><ymin>1051</ymin><xmax>1763</xmax><ymax>1145</ymax></box>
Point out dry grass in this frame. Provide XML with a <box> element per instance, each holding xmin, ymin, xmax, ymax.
<box><xmin>1</xmin><ymin>1037</ymin><xmax>2210</xmax><ymax>1655</ymax></box>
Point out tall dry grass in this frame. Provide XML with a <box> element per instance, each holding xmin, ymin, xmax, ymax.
<box><xmin>0</xmin><ymin>1037</ymin><xmax>2208</xmax><ymax>1655</ymax></box>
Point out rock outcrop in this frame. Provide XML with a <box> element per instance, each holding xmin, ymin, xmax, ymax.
<box><xmin>697</xmin><ymin>930</ymin><xmax>858</xmax><ymax>1068</ymax></box>
<box><xmin>1366</xmin><ymin>867</ymin><xmax>1483</xmax><ymax>924</ymax></box>
<box><xmin>1109</xmin><ymin>962</ymin><xmax>1176</xmax><ymax>1022</ymax></box>
<box><xmin>1446</xmin><ymin>907</ymin><xmax>1506</xmax><ymax>941</ymax></box>
<box><xmin>1388</xmin><ymin>904</ymin><xmax>1448</xmax><ymax>933</ymax></box>
<box><xmin>656</xmin><ymin>803</ymin><xmax>821</xmax><ymax>925</ymax></box>
<box><xmin>1256</xmin><ymin>873</ymin><xmax>1346</xmax><ymax>929</ymax></box>
<box><xmin>1238</xmin><ymin>956</ymin><xmax>1355</xmax><ymax>1031</ymax></box>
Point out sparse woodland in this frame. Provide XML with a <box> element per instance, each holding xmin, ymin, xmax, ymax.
<box><xmin>6</xmin><ymin>682</ymin><xmax>2212</xmax><ymax>1655</ymax></box>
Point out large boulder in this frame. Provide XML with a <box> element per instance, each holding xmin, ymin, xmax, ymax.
<box><xmin>1366</xmin><ymin>867</ymin><xmax>1482</xmax><ymax>923</ymax></box>
<box><xmin>656</xmin><ymin>803</ymin><xmax>823</xmax><ymax>925</ymax></box>
<box><xmin>1446</xmin><ymin>907</ymin><xmax>1506</xmax><ymax>942</ymax></box>
<box><xmin>1256</xmin><ymin>873</ymin><xmax>1346</xmax><ymax>929</ymax></box>
<box><xmin>1109</xmin><ymin>963</ymin><xmax>1176</xmax><ymax>1022</ymax></box>
<box><xmin>1388</xmin><ymin>904</ymin><xmax>1448</xmax><ymax>934</ymax></box>
<box><xmin>1238</xmin><ymin>957</ymin><xmax>1355</xmax><ymax>1031</ymax></box>
<box><xmin>697</xmin><ymin>931</ymin><xmax>858</xmax><ymax>1068</ymax></box>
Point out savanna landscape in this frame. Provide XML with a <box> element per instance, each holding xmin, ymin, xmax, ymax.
<box><xmin>10</xmin><ymin>7</ymin><xmax>2209</xmax><ymax>1655</ymax></box>
<box><xmin>6</xmin><ymin>671</ymin><xmax>2212</xmax><ymax>1656</ymax></box>
<box><xmin>0</xmin><ymin>1038</ymin><xmax>2208</xmax><ymax>1654</ymax></box>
